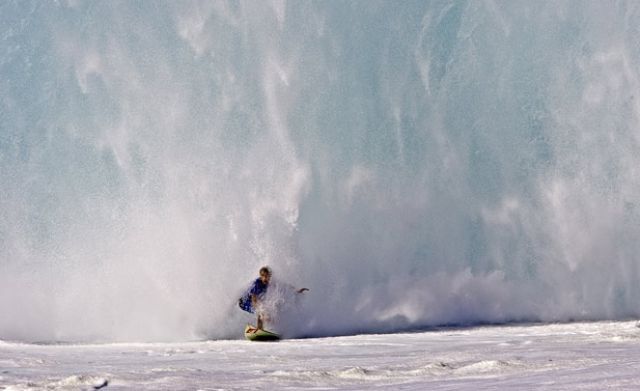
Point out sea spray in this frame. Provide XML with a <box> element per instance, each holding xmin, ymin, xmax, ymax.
<box><xmin>1</xmin><ymin>1</ymin><xmax>640</xmax><ymax>341</ymax></box>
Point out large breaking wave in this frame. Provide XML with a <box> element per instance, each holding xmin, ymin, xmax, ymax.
<box><xmin>2</xmin><ymin>1</ymin><xmax>640</xmax><ymax>341</ymax></box>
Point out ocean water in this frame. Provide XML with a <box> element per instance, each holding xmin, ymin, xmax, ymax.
<box><xmin>1</xmin><ymin>0</ymin><xmax>640</xmax><ymax>342</ymax></box>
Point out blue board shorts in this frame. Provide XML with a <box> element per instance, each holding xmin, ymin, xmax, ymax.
<box><xmin>238</xmin><ymin>295</ymin><xmax>254</xmax><ymax>313</ymax></box>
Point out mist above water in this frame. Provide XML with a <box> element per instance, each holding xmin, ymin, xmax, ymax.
<box><xmin>1</xmin><ymin>1</ymin><xmax>640</xmax><ymax>342</ymax></box>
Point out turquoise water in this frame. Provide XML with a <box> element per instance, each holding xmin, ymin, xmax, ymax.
<box><xmin>1</xmin><ymin>1</ymin><xmax>640</xmax><ymax>341</ymax></box>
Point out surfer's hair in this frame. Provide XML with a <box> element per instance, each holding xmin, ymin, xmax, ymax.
<box><xmin>259</xmin><ymin>266</ymin><xmax>272</xmax><ymax>276</ymax></box>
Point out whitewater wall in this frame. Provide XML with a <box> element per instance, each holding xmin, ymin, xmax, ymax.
<box><xmin>1</xmin><ymin>1</ymin><xmax>640</xmax><ymax>341</ymax></box>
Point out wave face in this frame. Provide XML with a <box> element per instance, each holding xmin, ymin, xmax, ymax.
<box><xmin>2</xmin><ymin>1</ymin><xmax>640</xmax><ymax>342</ymax></box>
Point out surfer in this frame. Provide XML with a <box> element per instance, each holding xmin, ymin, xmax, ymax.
<box><xmin>239</xmin><ymin>266</ymin><xmax>309</xmax><ymax>330</ymax></box>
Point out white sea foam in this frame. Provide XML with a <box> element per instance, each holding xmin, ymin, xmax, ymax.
<box><xmin>1</xmin><ymin>321</ymin><xmax>637</xmax><ymax>390</ymax></box>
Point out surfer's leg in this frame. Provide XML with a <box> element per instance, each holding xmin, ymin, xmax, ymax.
<box><xmin>256</xmin><ymin>302</ymin><xmax>267</xmax><ymax>330</ymax></box>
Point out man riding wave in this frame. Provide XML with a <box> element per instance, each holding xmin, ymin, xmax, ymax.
<box><xmin>238</xmin><ymin>266</ymin><xmax>309</xmax><ymax>331</ymax></box>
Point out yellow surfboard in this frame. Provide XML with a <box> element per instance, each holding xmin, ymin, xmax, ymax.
<box><xmin>244</xmin><ymin>324</ymin><xmax>281</xmax><ymax>341</ymax></box>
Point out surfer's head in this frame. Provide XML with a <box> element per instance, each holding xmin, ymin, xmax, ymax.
<box><xmin>259</xmin><ymin>266</ymin><xmax>272</xmax><ymax>284</ymax></box>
